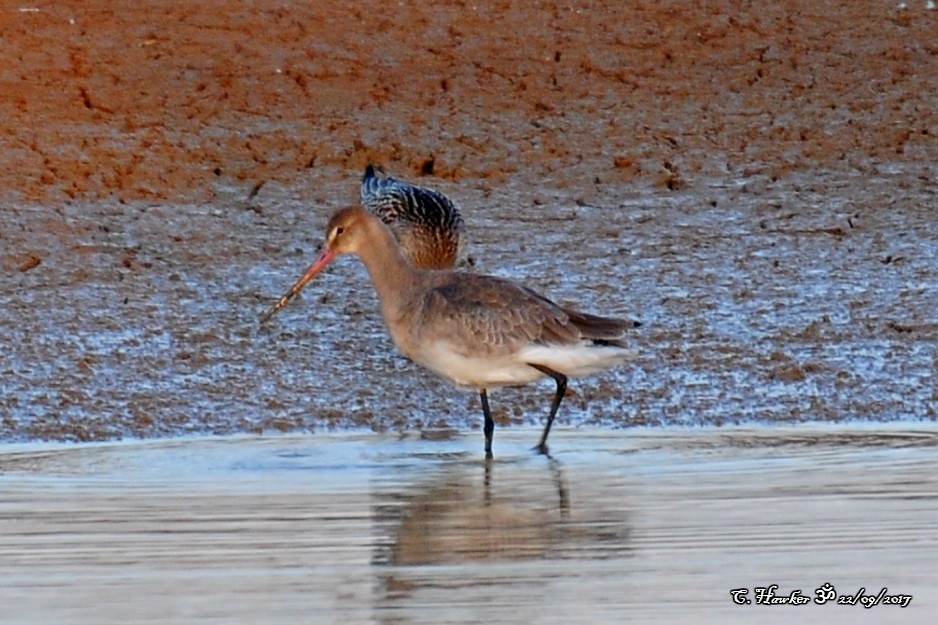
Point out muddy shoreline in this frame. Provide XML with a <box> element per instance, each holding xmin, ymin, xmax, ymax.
<box><xmin>2</xmin><ymin>1</ymin><xmax>936</xmax><ymax>441</ymax></box>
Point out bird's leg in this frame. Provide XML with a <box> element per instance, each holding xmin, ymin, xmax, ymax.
<box><xmin>529</xmin><ymin>364</ymin><xmax>568</xmax><ymax>455</ymax></box>
<box><xmin>480</xmin><ymin>388</ymin><xmax>494</xmax><ymax>458</ymax></box>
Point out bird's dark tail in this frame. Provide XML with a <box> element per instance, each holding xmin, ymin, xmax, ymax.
<box><xmin>564</xmin><ymin>308</ymin><xmax>641</xmax><ymax>344</ymax></box>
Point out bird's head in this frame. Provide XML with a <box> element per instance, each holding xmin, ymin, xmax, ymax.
<box><xmin>258</xmin><ymin>206</ymin><xmax>381</xmax><ymax>323</ymax></box>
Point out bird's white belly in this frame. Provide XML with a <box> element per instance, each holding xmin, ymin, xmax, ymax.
<box><xmin>517</xmin><ymin>344</ymin><xmax>637</xmax><ymax>376</ymax></box>
<box><xmin>410</xmin><ymin>339</ymin><xmax>636</xmax><ymax>389</ymax></box>
<box><xmin>413</xmin><ymin>341</ymin><xmax>543</xmax><ymax>388</ymax></box>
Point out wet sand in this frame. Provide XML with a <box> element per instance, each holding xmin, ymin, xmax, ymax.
<box><xmin>2</xmin><ymin>0</ymin><xmax>936</xmax><ymax>441</ymax></box>
<box><xmin>3</xmin><ymin>169</ymin><xmax>935</xmax><ymax>440</ymax></box>
<box><xmin>1</xmin><ymin>426</ymin><xmax>936</xmax><ymax>624</ymax></box>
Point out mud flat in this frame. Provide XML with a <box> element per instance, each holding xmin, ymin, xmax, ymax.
<box><xmin>2</xmin><ymin>0</ymin><xmax>936</xmax><ymax>441</ymax></box>
<box><xmin>1</xmin><ymin>425</ymin><xmax>936</xmax><ymax>624</ymax></box>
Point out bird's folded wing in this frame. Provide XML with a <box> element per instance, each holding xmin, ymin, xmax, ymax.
<box><xmin>417</xmin><ymin>275</ymin><xmax>580</xmax><ymax>356</ymax></box>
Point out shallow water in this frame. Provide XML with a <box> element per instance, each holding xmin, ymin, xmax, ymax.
<box><xmin>2</xmin><ymin>425</ymin><xmax>935</xmax><ymax>624</ymax></box>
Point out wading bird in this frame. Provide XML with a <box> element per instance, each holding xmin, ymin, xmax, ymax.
<box><xmin>264</xmin><ymin>205</ymin><xmax>638</xmax><ymax>456</ymax></box>
<box><xmin>261</xmin><ymin>165</ymin><xmax>464</xmax><ymax>322</ymax></box>
<box><xmin>359</xmin><ymin>164</ymin><xmax>464</xmax><ymax>270</ymax></box>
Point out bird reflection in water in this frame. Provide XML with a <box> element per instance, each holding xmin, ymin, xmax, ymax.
<box><xmin>371</xmin><ymin>453</ymin><xmax>633</xmax><ymax>618</ymax></box>
<box><xmin>373</xmin><ymin>456</ymin><xmax>588</xmax><ymax>566</ymax></box>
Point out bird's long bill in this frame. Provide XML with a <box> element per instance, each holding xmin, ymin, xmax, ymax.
<box><xmin>259</xmin><ymin>248</ymin><xmax>337</xmax><ymax>323</ymax></box>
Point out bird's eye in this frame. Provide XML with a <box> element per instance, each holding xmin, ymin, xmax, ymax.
<box><xmin>335</xmin><ymin>226</ymin><xmax>345</xmax><ymax>236</ymax></box>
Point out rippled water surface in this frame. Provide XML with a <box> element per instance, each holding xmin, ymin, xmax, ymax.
<box><xmin>2</xmin><ymin>425</ymin><xmax>936</xmax><ymax>624</ymax></box>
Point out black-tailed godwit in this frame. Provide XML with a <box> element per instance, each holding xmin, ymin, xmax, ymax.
<box><xmin>260</xmin><ymin>165</ymin><xmax>464</xmax><ymax>322</ymax></box>
<box><xmin>269</xmin><ymin>206</ymin><xmax>638</xmax><ymax>457</ymax></box>
<box><xmin>360</xmin><ymin>164</ymin><xmax>464</xmax><ymax>270</ymax></box>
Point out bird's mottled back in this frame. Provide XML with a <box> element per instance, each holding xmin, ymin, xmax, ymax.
<box><xmin>359</xmin><ymin>165</ymin><xmax>464</xmax><ymax>269</ymax></box>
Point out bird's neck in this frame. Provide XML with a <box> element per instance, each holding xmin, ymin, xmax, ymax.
<box><xmin>354</xmin><ymin>218</ymin><xmax>424</xmax><ymax>322</ymax></box>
